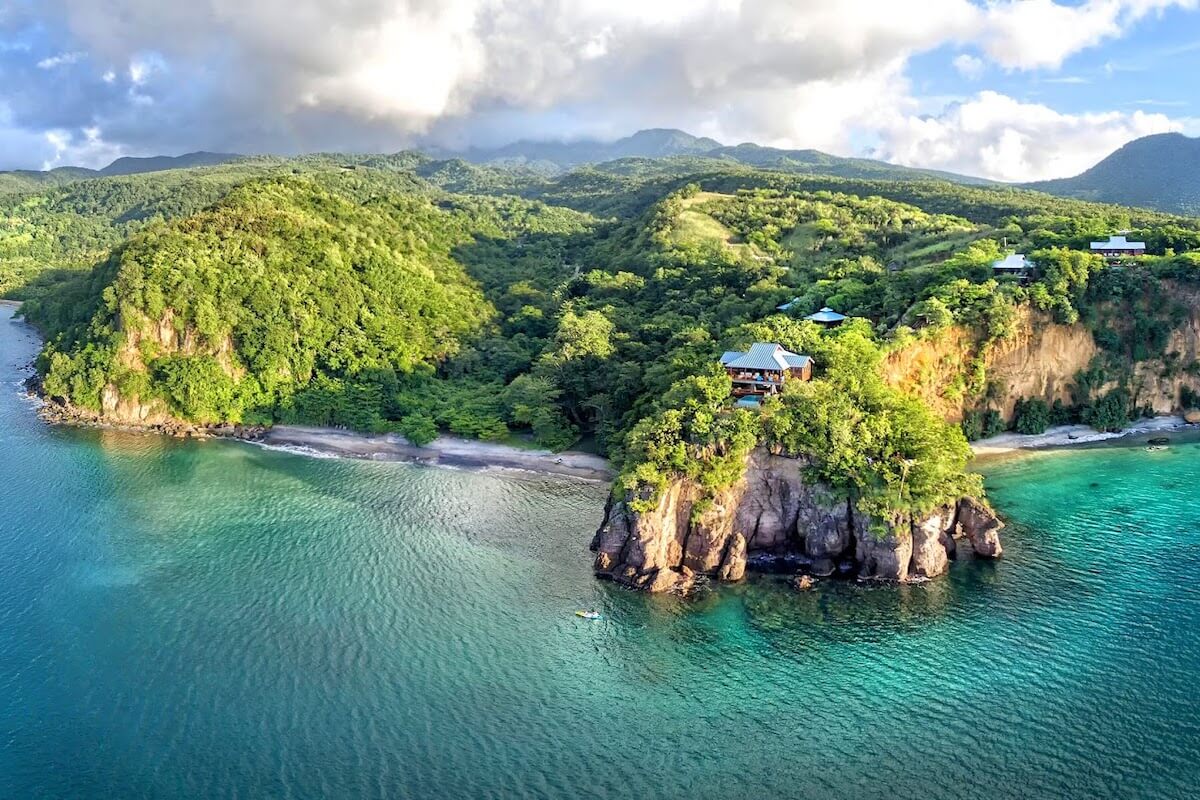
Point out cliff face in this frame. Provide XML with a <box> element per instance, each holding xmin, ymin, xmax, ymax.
<box><xmin>38</xmin><ymin>309</ymin><xmax>245</xmax><ymax>435</ymax></box>
<box><xmin>591</xmin><ymin>449</ymin><xmax>1002</xmax><ymax>593</ymax></box>
<box><xmin>884</xmin><ymin>305</ymin><xmax>1200</xmax><ymax>421</ymax></box>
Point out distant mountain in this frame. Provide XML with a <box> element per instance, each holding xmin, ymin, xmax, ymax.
<box><xmin>450</xmin><ymin>128</ymin><xmax>992</xmax><ymax>185</ymax></box>
<box><xmin>1027</xmin><ymin>133</ymin><xmax>1200</xmax><ymax>215</ymax></box>
<box><xmin>0</xmin><ymin>130</ymin><xmax>995</xmax><ymax>198</ymax></box>
<box><xmin>99</xmin><ymin>151</ymin><xmax>240</xmax><ymax>176</ymax></box>
<box><xmin>700</xmin><ymin>142</ymin><xmax>993</xmax><ymax>185</ymax></box>
<box><xmin>0</xmin><ymin>151</ymin><xmax>241</xmax><ymax>194</ymax></box>
<box><xmin>0</xmin><ymin>167</ymin><xmax>97</xmax><ymax>194</ymax></box>
<box><xmin>447</xmin><ymin>128</ymin><xmax>723</xmax><ymax>171</ymax></box>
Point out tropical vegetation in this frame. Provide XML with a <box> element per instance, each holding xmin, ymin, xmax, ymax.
<box><xmin>5</xmin><ymin>149</ymin><xmax>1200</xmax><ymax>522</ymax></box>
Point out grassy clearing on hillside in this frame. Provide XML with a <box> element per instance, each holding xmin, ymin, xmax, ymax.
<box><xmin>672</xmin><ymin>191</ymin><xmax>771</xmax><ymax>260</ymax></box>
<box><xmin>673</xmin><ymin>209</ymin><xmax>738</xmax><ymax>247</ymax></box>
<box><xmin>888</xmin><ymin>229</ymin><xmax>990</xmax><ymax>267</ymax></box>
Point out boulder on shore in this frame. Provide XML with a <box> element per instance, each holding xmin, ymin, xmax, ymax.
<box><xmin>856</xmin><ymin>521</ymin><xmax>913</xmax><ymax>582</ymax></box>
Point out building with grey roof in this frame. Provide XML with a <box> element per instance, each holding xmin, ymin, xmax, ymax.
<box><xmin>720</xmin><ymin>342</ymin><xmax>813</xmax><ymax>403</ymax></box>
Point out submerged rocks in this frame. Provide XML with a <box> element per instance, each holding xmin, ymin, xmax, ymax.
<box><xmin>591</xmin><ymin>447</ymin><xmax>1004</xmax><ymax>592</ymax></box>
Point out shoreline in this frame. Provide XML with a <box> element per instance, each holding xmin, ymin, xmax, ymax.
<box><xmin>970</xmin><ymin>415</ymin><xmax>1194</xmax><ymax>457</ymax></box>
<box><xmin>255</xmin><ymin>425</ymin><xmax>615</xmax><ymax>482</ymax></box>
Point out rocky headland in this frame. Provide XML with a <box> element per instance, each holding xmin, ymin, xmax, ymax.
<box><xmin>591</xmin><ymin>448</ymin><xmax>1002</xmax><ymax>593</ymax></box>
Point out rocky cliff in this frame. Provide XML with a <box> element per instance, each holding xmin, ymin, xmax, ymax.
<box><xmin>884</xmin><ymin>304</ymin><xmax>1200</xmax><ymax>422</ymax></box>
<box><xmin>591</xmin><ymin>449</ymin><xmax>1002</xmax><ymax>593</ymax></box>
<box><xmin>36</xmin><ymin>307</ymin><xmax>244</xmax><ymax>434</ymax></box>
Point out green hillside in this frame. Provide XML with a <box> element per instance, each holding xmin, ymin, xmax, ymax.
<box><xmin>14</xmin><ymin>152</ymin><xmax>1200</xmax><ymax>520</ymax></box>
<box><xmin>29</xmin><ymin>177</ymin><xmax>592</xmax><ymax>429</ymax></box>
<box><xmin>1028</xmin><ymin>133</ymin><xmax>1200</xmax><ymax>216</ymax></box>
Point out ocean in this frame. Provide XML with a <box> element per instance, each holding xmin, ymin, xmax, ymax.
<box><xmin>1</xmin><ymin>305</ymin><xmax>1197</xmax><ymax>799</ymax></box>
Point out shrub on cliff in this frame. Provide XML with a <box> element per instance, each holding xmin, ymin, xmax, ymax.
<box><xmin>759</xmin><ymin>325</ymin><xmax>980</xmax><ymax>521</ymax></box>
<box><xmin>616</xmin><ymin>366</ymin><xmax>761</xmax><ymax>511</ymax></box>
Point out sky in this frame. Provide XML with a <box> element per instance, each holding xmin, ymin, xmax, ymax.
<box><xmin>1</xmin><ymin>0</ymin><xmax>1199</xmax><ymax>182</ymax></box>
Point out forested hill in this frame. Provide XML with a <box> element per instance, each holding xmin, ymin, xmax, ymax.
<box><xmin>13</xmin><ymin>149</ymin><xmax>1200</xmax><ymax>522</ymax></box>
<box><xmin>28</xmin><ymin>177</ymin><xmax>593</xmax><ymax>429</ymax></box>
<box><xmin>1028</xmin><ymin>133</ymin><xmax>1200</xmax><ymax>216</ymax></box>
<box><xmin>0</xmin><ymin>151</ymin><xmax>242</xmax><ymax>194</ymax></box>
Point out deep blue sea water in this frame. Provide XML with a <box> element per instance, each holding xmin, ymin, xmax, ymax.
<box><xmin>1</xmin><ymin>304</ymin><xmax>1199</xmax><ymax>799</ymax></box>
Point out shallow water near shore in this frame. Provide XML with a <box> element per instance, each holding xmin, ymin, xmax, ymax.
<box><xmin>2</xmin><ymin>305</ymin><xmax>1200</xmax><ymax>799</ymax></box>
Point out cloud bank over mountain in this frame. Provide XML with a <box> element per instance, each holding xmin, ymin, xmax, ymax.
<box><xmin>0</xmin><ymin>0</ymin><xmax>1194</xmax><ymax>180</ymax></box>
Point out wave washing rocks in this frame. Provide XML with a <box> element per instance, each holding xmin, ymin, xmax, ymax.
<box><xmin>591</xmin><ymin>448</ymin><xmax>1002</xmax><ymax>593</ymax></box>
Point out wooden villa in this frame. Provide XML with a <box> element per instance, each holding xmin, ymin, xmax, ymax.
<box><xmin>720</xmin><ymin>342</ymin><xmax>813</xmax><ymax>406</ymax></box>
<box><xmin>1090</xmin><ymin>234</ymin><xmax>1146</xmax><ymax>263</ymax></box>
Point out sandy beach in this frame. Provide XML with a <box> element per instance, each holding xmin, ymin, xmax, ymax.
<box><xmin>263</xmin><ymin>415</ymin><xmax>1196</xmax><ymax>481</ymax></box>
<box><xmin>970</xmin><ymin>415</ymin><xmax>1193</xmax><ymax>456</ymax></box>
<box><xmin>258</xmin><ymin>425</ymin><xmax>615</xmax><ymax>482</ymax></box>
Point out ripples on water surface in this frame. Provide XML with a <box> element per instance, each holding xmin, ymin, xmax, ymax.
<box><xmin>1</xmin><ymin>306</ymin><xmax>1199</xmax><ymax>799</ymax></box>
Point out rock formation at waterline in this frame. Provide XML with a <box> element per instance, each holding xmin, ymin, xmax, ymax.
<box><xmin>590</xmin><ymin>449</ymin><xmax>1003</xmax><ymax>593</ymax></box>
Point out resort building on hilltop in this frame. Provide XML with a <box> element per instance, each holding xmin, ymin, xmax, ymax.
<box><xmin>720</xmin><ymin>342</ymin><xmax>813</xmax><ymax>406</ymax></box>
<box><xmin>992</xmin><ymin>253</ymin><xmax>1033</xmax><ymax>281</ymax></box>
<box><xmin>804</xmin><ymin>306</ymin><xmax>847</xmax><ymax>327</ymax></box>
<box><xmin>1090</xmin><ymin>235</ymin><xmax>1146</xmax><ymax>262</ymax></box>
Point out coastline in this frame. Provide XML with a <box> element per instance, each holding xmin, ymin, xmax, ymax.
<box><xmin>971</xmin><ymin>415</ymin><xmax>1193</xmax><ymax>457</ymax></box>
<box><xmin>254</xmin><ymin>425</ymin><xmax>615</xmax><ymax>482</ymax></box>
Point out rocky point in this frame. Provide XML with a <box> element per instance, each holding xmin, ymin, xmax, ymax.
<box><xmin>590</xmin><ymin>448</ymin><xmax>1003</xmax><ymax>593</ymax></box>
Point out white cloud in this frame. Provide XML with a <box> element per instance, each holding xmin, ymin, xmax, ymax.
<box><xmin>875</xmin><ymin>90</ymin><xmax>1182</xmax><ymax>181</ymax></box>
<box><xmin>954</xmin><ymin>53</ymin><xmax>985</xmax><ymax>80</ymax></box>
<box><xmin>7</xmin><ymin>0</ymin><xmax>1197</xmax><ymax>179</ymax></box>
<box><xmin>127</xmin><ymin>53</ymin><xmax>164</xmax><ymax>86</ymax></box>
<box><xmin>40</xmin><ymin>0</ymin><xmax>982</xmax><ymax>142</ymax></box>
<box><xmin>36</xmin><ymin>50</ymin><xmax>83</xmax><ymax>69</ymax></box>
<box><xmin>981</xmin><ymin>0</ymin><xmax>1196</xmax><ymax>70</ymax></box>
<box><xmin>41</xmin><ymin>126</ymin><xmax>125</xmax><ymax>170</ymax></box>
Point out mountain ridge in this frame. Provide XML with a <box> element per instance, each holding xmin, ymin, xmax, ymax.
<box><xmin>446</xmin><ymin>128</ymin><xmax>994</xmax><ymax>184</ymax></box>
<box><xmin>0</xmin><ymin>151</ymin><xmax>242</xmax><ymax>193</ymax></box>
<box><xmin>1026</xmin><ymin>132</ymin><xmax>1200</xmax><ymax>215</ymax></box>
<box><xmin>0</xmin><ymin>129</ymin><xmax>993</xmax><ymax>192</ymax></box>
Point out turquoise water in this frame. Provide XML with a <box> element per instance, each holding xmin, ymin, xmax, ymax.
<box><xmin>2</xmin><ymin>304</ymin><xmax>1199</xmax><ymax>799</ymax></box>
